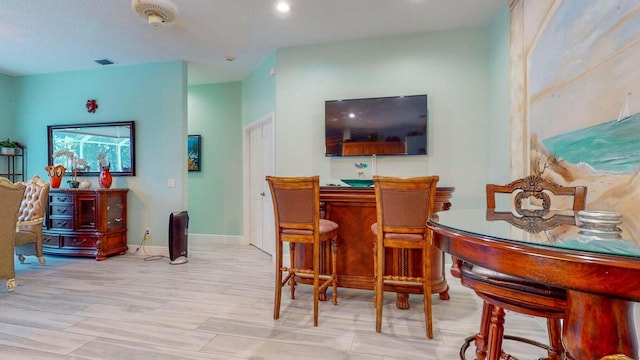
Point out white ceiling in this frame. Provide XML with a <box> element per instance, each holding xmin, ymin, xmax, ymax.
<box><xmin>0</xmin><ymin>0</ymin><xmax>506</xmax><ymax>85</ymax></box>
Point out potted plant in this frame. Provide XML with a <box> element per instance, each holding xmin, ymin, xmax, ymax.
<box><xmin>0</xmin><ymin>139</ymin><xmax>20</xmax><ymax>155</ymax></box>
<box><xmin>52</xmin><ymin>150</ymin><xmax>89</xmax><ymax>188</ymax></box>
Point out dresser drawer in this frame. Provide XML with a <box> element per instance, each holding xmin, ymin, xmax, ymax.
<box><xmin>50</xmin><ymin>194</ymin><xmax>72</xmax><ymax>204</ymax></box>
<box><xmin>42</xmin><ymin>234</ymin><xmax>61</xmax><ymax>248</ymax></box>
<box><xmin>62</xmin><ymin>235</ymin><xmax>97</xmax><ymax>248</ymax></box>
<box><xmin>50</xmin><ymin>204</ymin><xmax>73</xmax><ymax>217</ymax></box>
<box><xmin>49</xmin><ymin>218</ymin><xmax>73</xmax><ymax>230</ymax></box>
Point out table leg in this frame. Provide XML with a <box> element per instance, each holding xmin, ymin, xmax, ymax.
<box><xmin>563</xmin><ymin>290</ymin><xmax>638</xmax><ymax>360</ymax></box>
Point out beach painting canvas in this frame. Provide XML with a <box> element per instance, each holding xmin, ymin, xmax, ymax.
<box><xmin>188</xmin><ymin>135</ymin><xmax>201</xmax><ymax>172</ymax></box>
<box><xmin>518</xmin><ymin>0</ymin><xmax>640</xmax><ymax>239</ymax></box>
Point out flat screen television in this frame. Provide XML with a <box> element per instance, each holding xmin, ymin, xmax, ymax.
<box><xmin>325</xmin><ymin>94</ymin><xmax>428</xmax><ymax>157</ymax></box>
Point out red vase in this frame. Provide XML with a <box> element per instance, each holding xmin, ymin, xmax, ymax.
<box><xmin>99</xmin><ymin>166</ymin><xmax>112</xmax><ymax>189</ymax></box>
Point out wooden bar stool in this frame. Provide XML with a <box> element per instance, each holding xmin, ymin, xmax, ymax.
<box><xmin>266</xmin><ymin>175</ymin><xmax>339</xmax><ymax>326</ymax></box>
<box><xmin>459</xmin><ymin>175</ymin><xmax>587</xmax><ymax>360</ymax></box>
<box><xmin>371</xmin><ymin>175</ymin><xmax>439</xmax><ymax>339</ymax></box>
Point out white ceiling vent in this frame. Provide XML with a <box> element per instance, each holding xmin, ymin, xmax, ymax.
<box><xmin>132</xmin><ymin>0</ymin><xmax>178</xmax><ymax>27</ymax></box>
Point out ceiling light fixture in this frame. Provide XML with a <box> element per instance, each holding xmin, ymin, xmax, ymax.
<box><xmin>132</xmin><ymin>0</ymin><xmax>178</xmax><ymax>27</ymax></box>
<box><xmin>276</xmin><ymin>1</ymin><xmax>290</xmax><ymax>13</ymax></box>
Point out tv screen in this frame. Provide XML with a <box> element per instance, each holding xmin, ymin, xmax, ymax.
<box><xmin>325</xmin><ymin>94</ymin><xmax>428</xmax><ymax>157</ymax></box>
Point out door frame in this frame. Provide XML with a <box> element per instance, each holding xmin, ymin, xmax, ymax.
<box><xmin>243</xmin><ymin>112</ymin><xmax>275</xmax><ymax>256</ymax></box>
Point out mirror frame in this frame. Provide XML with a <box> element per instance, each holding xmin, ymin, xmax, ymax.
<box><xmin>47</xmin><ymin>121</ymin><xmax>136</xmax><ymax>176</ymax></box>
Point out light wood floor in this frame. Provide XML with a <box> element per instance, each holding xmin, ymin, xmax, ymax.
<box><xmin>1</xmin><ymin>243</ymin><xmax>637</xmax><ymax>359</ymax></box>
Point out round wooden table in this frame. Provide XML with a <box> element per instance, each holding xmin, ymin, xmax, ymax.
<box><xmin>428</xmin><ymin>209</ymin><xmax>640</xmax><ymax>360</ymax></box>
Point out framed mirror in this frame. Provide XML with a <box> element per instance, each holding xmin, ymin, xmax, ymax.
<box><xmin>48</xmin><ymin>121</ymin><xmax>135</xmax><ymax>176</ymax></box>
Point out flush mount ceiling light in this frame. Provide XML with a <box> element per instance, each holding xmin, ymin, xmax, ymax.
<box><xmin>276</xmin><ymin>1</ymin><xmax>290</xmax><ymax>13</ymax></box>
<box><xmin>132</xmin><ymin>0</ymin><xmax>178</xmax><ymax>27</ymax></box>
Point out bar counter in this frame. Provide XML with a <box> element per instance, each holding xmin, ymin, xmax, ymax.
<box><xmin>294</xmin><ymin>185</ymin><xmax>454</xmax><ymax>309</ymax></box>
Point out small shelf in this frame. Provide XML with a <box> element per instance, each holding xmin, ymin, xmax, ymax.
<box><xmin>0</xmin><ymin>143</ymin><xmax>25</xmax><ymax>182</ymax></box>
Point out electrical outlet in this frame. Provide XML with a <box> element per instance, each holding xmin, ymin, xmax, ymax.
<box><xmin>144</xmin><ymin>228</ymin><xmax>151</xmax><ymax>241</ymax></box>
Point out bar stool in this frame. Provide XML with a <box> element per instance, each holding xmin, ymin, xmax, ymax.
<box><xmin>459</xmin><ymin>175</ymin><xmax>587</xmax><ymax>360</ymax></box>
<box><xmin>266</xmin><ymin>175</ymin><xmax>339</xmax><ymax>326</ymax></box>
<box><xmin>371</xmin><ymin>175</ymin><xmax>439</xmax><ymax>339</ymax></box>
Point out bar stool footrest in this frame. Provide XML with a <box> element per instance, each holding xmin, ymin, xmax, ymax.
<box><xmin>459</xmin><ymin>333</ymin><xmax>556</xmax><ymax>360</ymax></box>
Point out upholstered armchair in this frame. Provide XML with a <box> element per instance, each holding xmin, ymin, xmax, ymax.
<box><xmin>15</xmin><ymin>175</ymin><xmax>50</xmax><ymax>265</ymax></box>
<box><xmin>0</xmin><ymin>177</ymin><xmax>26</xmax><ymax>292</ymax></box>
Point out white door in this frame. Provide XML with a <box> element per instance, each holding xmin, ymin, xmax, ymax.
<box><xmin>261</xmin><ymin>122</ymin><xmax>275</xmax><ymax>254</ymax></box>
<box><xmin>248</xmin><ymin>115</ymin><xmax>275</xmax><ymax>255</ymax></box>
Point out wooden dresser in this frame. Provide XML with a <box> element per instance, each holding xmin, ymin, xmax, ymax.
<box><xmin>296</xmin><ymin>186</ymin><xmax>454</xmax><ymax>309</ymax></box>
<box><xmin>43</xmin><ymin>188</ymin><xmax>128</xmax><ymax>261</ymax></box>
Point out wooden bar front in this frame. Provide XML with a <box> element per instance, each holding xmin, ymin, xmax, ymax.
<box><xmin>296</xmin><ymin>186</ymin><xmax>454</xmax><ymax>309</ymax></box>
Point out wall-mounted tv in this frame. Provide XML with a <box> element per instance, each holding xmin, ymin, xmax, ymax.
<box><xmin>325</xmin><ymin>94</ymin><xmax>428</xmax><ymax>157</ymax></box>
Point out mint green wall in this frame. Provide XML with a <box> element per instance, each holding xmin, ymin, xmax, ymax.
<box><xmin>489</xmin><ymin>5</ymin><xmax>511</xmax><ymax>184</ymax></box>
<box><xmin>4</xmin><ymin>11</ymin><xmax>511</xmax><ymax>244</ymax></box>
<box><xmin>0</xmin><ymin>74</ymin><xmax>15</xmax><ymax>137</ymax></box>
<box><xmin>187</xmin><ymin>82</ymin><xmax>243</xmax><ymax>235</ymax></box>
<box><xmin>275</xmin><ymin>27</ymin><xmax>494</xmax><ymax>208</ymax></box>
<box><xmin>242</xmin><ymin>51</ymin><xmax>276</xmax><ymax>126</ymax></box>
<box><xmin>13</xmin><ymin>61</ymin><xmax>188</xmax><ymax>247</ymax></box>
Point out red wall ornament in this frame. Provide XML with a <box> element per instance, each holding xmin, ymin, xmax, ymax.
<box><xmin>86</xmin><ymin>99</ymin><xmax>98</xmax><ymax>113</ymax></box>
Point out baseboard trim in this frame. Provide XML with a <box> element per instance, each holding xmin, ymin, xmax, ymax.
<box><xmin>188</xmin><ymin>233</ymin><xmax>248</xmax><ymax>246</ymax></box>
<box><xmin>126</xmin><ymin>233</ymin><xmax>247</xmax><ymax>257</ymax></box>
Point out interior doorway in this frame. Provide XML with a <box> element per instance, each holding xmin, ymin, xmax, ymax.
<box><xmin>243</xmin><ymin>113</ymin><xmax>275</xmax><ymax>256</ymax></box>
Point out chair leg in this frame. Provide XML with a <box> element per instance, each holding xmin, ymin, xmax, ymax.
<box><xmin>313</xmin><ymin>240</ymin><xmax>320</xmax><ymax>327</ymax></box>
<box><xmin>372</xmin><ymin>243</ymin><xmax>377</xmax><ymax>308</ymax></box>
<box><xmin>273</xmin><ymin>238</ymin><xmax>283</xmax><ymax>320</ymax></box>
<box><xmin>474</xmin><ymin>301</ymin><xmax>493</xmax><ymax>360</ymax></box>
<box><xmin>375</xmin><ymin>239</ymin><xmax>384</xmax><ymax>333</ymax></box>
<box><xmin>36</xmin><ymin>236</ymin><xmax>44</xmax><ymax>258</ymax></box>
<box><xmin>36</xmin><ymin>238</ymin><xmax>45</xmax><ymax>265</ymax></box>
<box><xmin>486</xmin><ymin>305</ymin><xmax>506</xmax><ymax>360</ymax></box>
<box><xmin>423</xmin><ymin>245</ymin><xmax>433</xmax><ymax>339</ymax></box>
<box><xmin>546</xmin><ymin>318</ymin><xmax>563</xmax><ymax>360</ymax></box>
<box><xmin>289</xmin><ymin>243</ymin><xmax>296</xmax><ymax>300</ymax></box>
<box><xmin>6</xmin><ymin>278</ymin><xmax>16</xmax><ymax>292</ymax></box>
<box><xmin>330</xmin><ymin>237</ymin><xmax>338</xmax><ymax>305</ymax></box>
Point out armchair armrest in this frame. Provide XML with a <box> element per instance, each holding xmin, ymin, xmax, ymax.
<box><xmin>16</xmin><ymin>217</ymin><xmax>44</xmax><ymax>231</ymax></box>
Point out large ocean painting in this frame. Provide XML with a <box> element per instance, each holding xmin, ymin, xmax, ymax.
<box><xmin>515</xmin><ymin>0</ymin><xmax>640</xmax><ymax>240</ymax></box>
<box><xmin>542</xmin><ymin>112</ymin><xmax>640</xmax><ymax>174</ymax></box>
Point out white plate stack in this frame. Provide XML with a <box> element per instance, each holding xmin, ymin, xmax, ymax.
<box><xmin>577</xmin><ymin>210</ymin><xmax>622</xmax><ymax>238</ymax></box>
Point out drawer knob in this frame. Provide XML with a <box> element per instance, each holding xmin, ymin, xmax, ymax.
<box><xmin>73</xmin><ymin>238</ymin><xmax>87</xmax><ymax>246</ymax></box>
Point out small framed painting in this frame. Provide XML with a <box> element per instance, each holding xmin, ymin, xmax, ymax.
<box><xmin>188</xmin><ymin>135</ymin><xmax>201</xmax><ymax>172</ymax></box>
